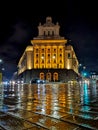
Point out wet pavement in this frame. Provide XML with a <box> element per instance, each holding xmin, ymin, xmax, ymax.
<box><xmin>0</xmin><ymin>82</ymin><xmax>98</xmax><ymax>130</ymax></box>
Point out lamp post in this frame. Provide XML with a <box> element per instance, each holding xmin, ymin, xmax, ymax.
<box><xmin>79</xmin><ymin>63</ymin><xmax>89</xmax><ymax>82</ymax></box>
<box><xmin>79</xmin><ymin>64</ymin><xmax>86</xmax><ymax>73</ymax></box>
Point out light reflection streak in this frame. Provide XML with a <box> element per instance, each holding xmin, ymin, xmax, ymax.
<box><xmin>80</xmin><ymin>83</ymin><xmax>91</xmax><ymax>111</ymax></box>
<box><xmin>2</xmin><ymin>82</ymin><xmax>98</xmax><ymax>124</ymax></box>
<box><xmin>91</xmin><ymin>84</ymin><xmax>97</xmax><ymax>98</ymax></box>
<box><xmin>83</xmin><ymin>83</ymin><xmax>89</xmax><ymax>104</ymax></box>
<box><xmin>0</xmin><ymin>84</ymin><xmax>3</xmax><ymax>109</ymax></box>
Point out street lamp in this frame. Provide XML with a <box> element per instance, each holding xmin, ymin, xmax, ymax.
<box><xmin>79</xmin><ymin>63</ymin><xmax>89</xmax><ymax>78</ymax></box>
<box><xmin>0</xmin><ymin>59</ymin><xmax>2</xmax><ymax>63</ymax></box>
<box><xmin>79</xmin><ymin>64</ymin><xmax>86</xmax><ymax>73</ymax></box>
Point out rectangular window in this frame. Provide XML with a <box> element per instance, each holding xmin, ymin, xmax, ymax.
<box><xmin>54</xmin><ymin>60</ymin><xmax>56</xmax><ymax>63</ymax></box>
<box><xmin>60</xmin><ymin>54</ymin><xmax>62</xmax><ymax>57</ymax></box>
<box><xmin>36</xmin><ymin>54</ymin><xmax>38</xmax><ymax>57</ymax></box>
<box><xmin>48</xmin><ymin>31</ymin><xmax>50</xmax><ymax>36</ymax></box>
<box><xmin>42</xmin><ymin>49</ymin><xmax>44</xmax><ymax>53</ymax></box>
<box><xmin>42</xmin><ymin>65</ymin><xmax>44</xmax><ymax>68</ymax></box>
<box><xmin>36</xmin><ymin>49</ymin><xmax>39</xmax><ymax>53</ymax></box>
<box><xmin>60</xmin><ymin>60</ymin><xmax>62</xmax><ymax>63</ymax></box>
<box><xmin>48</xmin><ymin>54</ymin><xmax>50</xmax><ymax>57</ymax></box>
<box><xmin>54</xmin><ymin>49</ymin><xmax>56</xmax><ymax>52</ymax></box>
<box><xmin>68</xmin><ymin>53</ymin><xmax>71</xmax><ymax>58</ymax></box>
<box><xmin>52</xmin><ymin>31</ymin><xmax>54</xmax><ymax>36</ymax></box>
<box><xmin>42</xmin><ymin>60</ymin><xmax>44</xmax><ymax>63</ymax></box>
<box><xmin>36</xmin><ymin>65</ymin><xmax>38</xmax><ymax>68</ymax></box>
<box><xmin>36</xmin><ymin>60</ymin><xmax>38</xmax><ymax>63</ymax></box>
<box><xmin>42</xmin><ymin>54</ymin><xmax>44</xmax><ymax>56</ymax></box>
<box><xmin>48</xmin><ymin>60</ymin><xmax>50</xmax><ymax>63</ymax></box>
<box><xmin>60</xmin><ymin>48</ymin><xmax>62</xmax><ymax>52</ymax></box>
<box><xmin>60</xmin><ymin>65</ymin><xmax>62</xmax><ymax>68</ymax></box>
<box><xmin>48</xmin><ymin>49</ymin><xmax>50</xmax><ymax>53</ymax></box>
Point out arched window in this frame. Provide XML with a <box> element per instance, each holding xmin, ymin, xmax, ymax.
<box><xmin>40</xmin><ymin>72</ymin><xmax>45</xmax><ymax>80</ymax></box>
<box><xmin>46</xmin><ymin>72</ymin><xmax>51</xmax><ymax>81</ymax></box>
<box><xmin>53</xmin><ymin>72</ymin><xmax>58</xmax><ymax>81</ymax></box>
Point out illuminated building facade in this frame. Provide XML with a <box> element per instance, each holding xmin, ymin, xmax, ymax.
<box><xmin>18</xmin><ymin>17</ymin><xmax>79</xmax><ymax>83</ymax></box>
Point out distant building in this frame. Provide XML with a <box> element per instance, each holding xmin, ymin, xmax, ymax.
<box><xmin>11</xmin><ymin>71</ymin><xmax>18</xmax><ymax>81</ymax></box>
<box><xmin>17</xmin><ymin>17</ymin><xmax>79</xmax><ymax>83</ymax></box>
<box><xmin>90</xmin><ymin>71</ymin><xmax>98</xmax><ymax>83</ymax></box>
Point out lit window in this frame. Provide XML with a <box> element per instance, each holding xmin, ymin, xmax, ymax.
<box><xmin>48</xmin><ymin>60</ymin><xmax>50</xmax><ymax>63</ymax></box>
<box><xmin>48</xmin><ymin>49</ymin><xmax>50</xmax><ymax>52</ymax></box>
<box><xmin>36</xmin><ymin>54</ymin><xmax>38</xmax><ymax>57</ymax></box>
<box><xmin>42</xmin><ymin>49</ymin><xmax>44</xmax><ymax>52</ymax></box>
<box><xmin>54</xmin><ymin>49</ymin><xmax>56</xmax><ymax>52</ymax></box>
<box><xmin>36</xmin><ymin>49</ymin><xmax>39</xmax><ymax>53</ymax></box>
<box><xmin>60</xmin><ymin>48</ymin><xmax>62</xmax><ymax>52</ymax></box>
<box><xmin>42</xmin><ymin>60</ymin><xmax>44</xmax><ymax>63</ymax></box>
<box><xmin>60</xmin><ymin>54</ymin><xmax>62</xmax><ymax>57</ymax></box>
<box><xmin>60</xmin><ymin>60</ymin><xmax>62</xmax><ymax>63</ymax></box>
<box><xmin>36</xmin><ymin>60</ymin><xmax>38</xmax><ymax>63</ymax></box>
<box><xmin>42</xmin><ymin>65</ymin><xmax>44</xmax><ymax>68</ymax></box>
<box><xmin>54</xmin><ymin>60</ymin><xmax>56</xmax><ymax>63</ymax></box>
<box><xmin>48</xmin><ymin>54</ymin><xmax>50</xmax><ymax>57</ymax></box>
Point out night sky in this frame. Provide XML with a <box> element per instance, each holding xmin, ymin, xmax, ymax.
<box><xmin>0</xmin><ymin>1</ymin><xmax>98</xmax><ymax>79</ymax></box>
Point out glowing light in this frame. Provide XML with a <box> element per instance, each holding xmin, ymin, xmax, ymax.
<box><xmin>0</xmin><ymin>59</ymin><xmax>2</xmax><ymax>63</ymax></box>
<box><xmin>52</xmin><ymin>56</ymin><xmax>55</xmax><ymax>59</ymax></box>
<box><xmin>41</xmin><ymin>56</ymin><xmax>44</xmax><ymax>59</ymax></box>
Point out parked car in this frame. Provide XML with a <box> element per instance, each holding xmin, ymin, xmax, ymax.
<box><xmin>30</xmin><ymin>78</ymin><xmax>46</xmax><ymax>84</ymax></box>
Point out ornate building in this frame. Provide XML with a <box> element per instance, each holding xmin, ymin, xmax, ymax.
<box><xmin>17</xmin><ymin>17</ymin><xmax>79</xmax><ymax>83</ymax></box>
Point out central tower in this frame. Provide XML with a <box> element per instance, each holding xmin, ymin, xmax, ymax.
<box><xmin>31</xmin><ymin>17</ymin><xmax>67</xmax><ymax>69</ymax></box>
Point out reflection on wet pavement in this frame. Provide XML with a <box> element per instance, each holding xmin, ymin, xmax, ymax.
<box><xmin>0</xmin><ymin>82</ymin><xmax>98</xmax><ymax>129</ymax></box>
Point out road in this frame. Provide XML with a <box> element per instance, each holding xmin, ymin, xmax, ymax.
<box><xmin>0</xmin><ymin>82</ymin><xmax>98</xmax><ymax>130</ymax></box>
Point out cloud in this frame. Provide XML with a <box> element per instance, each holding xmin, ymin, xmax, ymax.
<box><xmin>8</xmin><ymin>22</ymin><xmax>30</xmax><ymax>44</ymax></box>
<box><xmin>0</xmin><ymin>20</ymin><xmax>32</xmax><ymax>78</ymax></box>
